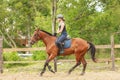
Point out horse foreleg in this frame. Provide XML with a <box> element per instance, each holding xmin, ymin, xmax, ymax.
<box><xmin>40</xmin><ymin>60</ymin><xmax>49</xmax><ymax>76</ymax></box>
<box><xmin>80</xmin><ymin>57</ymin><xmax>87</xmax><ymax>75</ymax></box>
<box><xmin>40</xmin><ymin>54</ymin><xmax>56</xmax><ymax>76</ymax></box>
<box><xmin>47</xmin><ymin>64</ymin><xmax>55</xmax><ymax>73</ymax></box>
<box><xmin>47</xmin><ymin>54</ymin><xmax>56</xmax><ymax>73</ymax></box>
<box><xmin>68</xmin><ymin>62</ymin><xmax>81</xmax><ymax>74</ymax></box>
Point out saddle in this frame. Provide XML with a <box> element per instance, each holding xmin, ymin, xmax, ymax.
<box><xmin>55</xmin><ymin>35</ymin><xmax>71</xmax><ymax>54</ymax></box>
<box><xmin>61</xmin><ymin>35</ymin><xmax>71</xmax><ymax>49</ymax></box>
<box><xmin>56</xmin><ymin>37</ymin><xmax>71</xmax><ymax>54</ymax></box>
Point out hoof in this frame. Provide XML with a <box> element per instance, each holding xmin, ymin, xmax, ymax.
<box><xmin>80</xmin><ymin>72</ymin><xmax>85</xmax><ymax>76</ymax></box>
<box><xmin>68</xmin><ymin>72</ymin><xmax>70</xmax><ymax>75</ymax></box>
<box><xmin>40</xmin><ymin>72</ymin><xmax>44</xmax><ymax>76</ymax></box>
<box><xmin>40</xmin><ymin>73</ymin><xmax>43</xmax><ymax>76</ymax></box>
<box><xmin>51</xmin><ymin>71</ymin><xmax>55</xmax><ymax>74</ymax></box>
<box><xmin>68</xmin><ymin>71</ymin><xmax>71</xmax><ymax>75</ymax></box>
<box><xmin>51</xmin><ymin>70</ymin><xmax>55</xmax><ymax>74</ymax></box>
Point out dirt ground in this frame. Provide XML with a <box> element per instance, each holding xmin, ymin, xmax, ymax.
<box><xmin>0</xmin><ymin>60</ymin><xmax>120</xmax><ymax>80</ymax></box>
<box><xmin>0</xmin><ymin>70</ymin><xmax>120</xmax><ymax>80</ymax></box>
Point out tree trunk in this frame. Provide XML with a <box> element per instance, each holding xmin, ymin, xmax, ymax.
<box><xmin>2</xmin><ymin>26</ymin><xmax>17</xmax><ymax>48</ymax></box>
<box><xmin>52</xmin><ymin>0</ymin><xmax>57</xmax><ymax>72</ymax></box>
<box><xmin>6</xmin><ymin>31</ymin><xmax>17</xmax><ymax>48</ymax></box>
<box><xmin>0</xmin><ymin>30</ymin><xmax>14</xmax><ymax>48</ymax></box>
<box><xmin>52</xmin><ymin>0</ymin><xmax>57</xmax><ymax>34</ymax></box>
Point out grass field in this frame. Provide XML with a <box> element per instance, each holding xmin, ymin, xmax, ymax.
<box><xmin>0</xmin><ymin>60</ymin><xmax>120</xmax><ymax>80</ymax></box>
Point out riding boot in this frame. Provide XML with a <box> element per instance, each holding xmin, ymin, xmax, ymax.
<box><xmin>59</xmin><ymin>43</ymin><xmax>64</xmax><ymax>54</ymax></box>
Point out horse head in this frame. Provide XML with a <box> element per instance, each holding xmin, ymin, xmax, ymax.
<box><xmin>30</xmin><ymin>29</ymin><xmax>41</xmax><ymax>45</ymax></box>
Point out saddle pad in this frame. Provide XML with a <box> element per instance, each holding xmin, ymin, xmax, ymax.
<box><xmin>63</xmin><ymin>39</ymin><xmax>71</xmax><ymax>48</ymax></box>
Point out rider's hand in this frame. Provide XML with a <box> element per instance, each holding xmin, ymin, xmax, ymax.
<box><xmin>53</xmin><ymin>33</ymin><xmax>57</xmax><ymax>36</ymax></box>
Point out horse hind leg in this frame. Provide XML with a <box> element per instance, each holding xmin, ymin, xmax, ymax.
<box><xmin>68</xmin><ymin>62</ymin><xmax>81</xmax><ymax>74</ymax></box>
<box><xmin>68</xmin><ymin>53</ymin><xmax>81</xmax><ymax>74</ymax></box>
<box><xmin>80</xmin><ymin>57</ymin><xmax>87</xmax><ymax>75</ymax></box>
<box><xmin>72</xmin><ymin>50</ymin><xmax>87</xmax><ymax>75</ymax></box>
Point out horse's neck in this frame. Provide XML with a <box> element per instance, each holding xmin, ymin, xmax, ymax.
<box><xmin>40</xmin><ymin>32</ymin><xmax>56</xmax><ymax>47</ymax></box>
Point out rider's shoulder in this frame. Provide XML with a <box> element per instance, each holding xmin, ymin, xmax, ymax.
<box><xmin>60</xmin><ymin>22</ymin><xmax>65</xmax><ymax>26</ymax></box>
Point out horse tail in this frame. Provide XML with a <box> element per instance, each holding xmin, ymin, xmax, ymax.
<box><xmin>87</xmin><ymin>42</ymin><xmax>96</xmax><ymax>62</ymax></box>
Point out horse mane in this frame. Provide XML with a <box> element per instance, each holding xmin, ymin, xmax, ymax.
<box><xmin>40</xmin><ymin>30</ymin><xmax>53</xmax><ymax>36</ymax></box>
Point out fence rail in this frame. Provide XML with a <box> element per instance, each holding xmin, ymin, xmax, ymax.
<box><xmin>3</xmin><ymin>47</ymin><xmax>45</xmax><ymax>52</ymax></box>
<box><xmin>96</xmin><ymin>44</ymin><xmax>120</xmax><ymax>48</ymax></box>
<box><xmin>3</xmin><ymin>44</ymin><xmax>120</xmax><ymax>53</ymax></box>
<box><xmin>3</xmin><ymin>58</ymin><xmax>120</xmax><ymax>64</ymax></box>
<box><xmin>96</xmin><ymin>45</ymin><xmax>111</xmax><ymax>48</ymax></box>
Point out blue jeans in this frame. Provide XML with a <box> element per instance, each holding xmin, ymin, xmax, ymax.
<box><xmin>56</xmin><ymin>34</ymin><xmax>67</xmax><ymax>44</ymax></box>
<box><xmin>55</xmin><ymin>34</ymin><xmax>67</xmax><ymax>48</ymax></box>
<box><xmin>55</xmin><ymin>34</ymin><xmax>67</xmax><ymax>53</ymax></box>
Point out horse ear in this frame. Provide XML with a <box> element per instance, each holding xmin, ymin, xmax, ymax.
<box><xmin>34</xmin><ymin>29</ymin><xmax>40</xmax><ymax>33</ymax></box>
<box><xmin>34</xmin><ymin>25</ymin><xmax>40</xmax><ymax>31</ymax></box>
<box><xmin>35</xmin><ymin>28</ymin><xmax>40</xmax><ymax>32</ymax></box>
<box><xmin>37</xmin><ymin>28</ymin><xmax>40</xmax><ymax>31</ymax></box>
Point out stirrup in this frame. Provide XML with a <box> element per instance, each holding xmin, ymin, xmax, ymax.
<box><xmin>60</xmin><ymin>49</ymin><xmax>64</xmax><ymax>54</ymax></box>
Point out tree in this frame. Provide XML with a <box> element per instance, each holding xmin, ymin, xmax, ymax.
<box><xmin>0</xmin><ymin>0</ymin><xmax>51</xmax><ymax>48</ymax></box>
<box><xmin>57</xmin><ymin>0</ymin><xmax>120</xmax><ymax>44</ymax></box>
<box><xmin>1</xmin><ymin>0</ymin><xmax>120</xmax><ymax>47</ymax></box>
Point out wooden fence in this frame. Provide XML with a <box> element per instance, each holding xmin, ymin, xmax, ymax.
<box><xmin>0</xmin><ymin>35</ymin><xmax>118</xmax><ymax>73</ymax></box>
<box><xmin>0</xmin><ymin>37</ymin><xmax>3</xmax><ymax>73</ymax></box>
<box><xmin>3</xmin><ymin>47</ymin><xmax>45</xmax><ymax>52</ymax></box>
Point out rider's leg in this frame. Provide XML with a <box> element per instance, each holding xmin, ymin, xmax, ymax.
<box><xmin>55</xmin><ymin>35</ymin><xmax>66</xmax><ymax>53</ymax></box>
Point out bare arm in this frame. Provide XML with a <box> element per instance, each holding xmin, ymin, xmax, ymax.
<box><xmin>57</xmin><ymin>23</ymin><xmax>65</xmax><ymax>33</ymax></box>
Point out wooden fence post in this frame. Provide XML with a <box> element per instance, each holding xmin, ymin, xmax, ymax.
<box><xmin>0</xmin><ymin>37</ymin><xmax>3</xmax><ymax>73</ymax></box>
<box><xmin>52</xmin><ymin>0</ymin><xmax>57</xmax><ymax>72</ymax></box>
<box><xmin>111</xmin><ymin>34</ymin><xmax>115</xmax><ymax>71</ymax></box>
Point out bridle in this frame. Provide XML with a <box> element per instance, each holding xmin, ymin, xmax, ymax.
<box><xmin>30</xmin><ymin>31</ymin><xmax>41</xmax><ymax>45</ymax></box>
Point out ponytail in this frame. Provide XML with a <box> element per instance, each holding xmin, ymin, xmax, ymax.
<box><xmin>61</xmin><ymin>18</ymin><xmax>65</xmax><ymax>21</ymax></box>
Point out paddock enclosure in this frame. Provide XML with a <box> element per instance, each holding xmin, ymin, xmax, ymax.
<box><xmin>0</xmin><ymin>36</ymin><xmax>120</xmax><ymax>80</ymax></box>
<box><xmin>0</xmin><ymin>44</ymin><xmax>118</xmax><ymax>73</ymax></box>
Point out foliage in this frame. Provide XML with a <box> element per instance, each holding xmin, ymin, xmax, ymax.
<box><xmin>0</xmin><ymin>0</ymin><xmax>51</xmax><ymax>48</ymax></box>
<box><xmin>32</xmin><ymin>51</ymin><xmax>46</xmax><ymax>60</ymax></box>
<box><xmin>0</xmin><ymin>0</ymin><xmax>120</xmax><ymax>62</ymax></box>
<box><xmin>3</xmin><ymin>52</ymin><xmax>21</xmax><ymax>61</ymax></box>
<box><xmin>0</xmin><ymin>0</ymin><xmax>120</xmax><ymax>47</ymax></box>
<box><xmin>4</xmin><ymin>63</ymin><xmax>30</xmax><ymax>68</ymax></box>
<box><xmin>57</xmin><ymin>0</ymin><xmax>120</xmax><ymax>44</ymax></box>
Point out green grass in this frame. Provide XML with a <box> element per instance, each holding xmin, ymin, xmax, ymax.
<box><xmin>4</xmin><ymin>63</ymin><xmax>32</xmax><ymax>68</ymax></box>
<box><xmin>3</xmin><ymin>48</ymin><xmax>120</xmax><ymax>61</ymax></box>
<box><xmin>3</xmin><ymin>48</ymin><xmax>120</xmax><ymax>69</ymax></box>
<box><xmin>3</xmin><ymin>60</ymin><xmax>120</xmax><ymax>73</ymax></box>
<box><xmin>32</xmin><ymin>51</ymin><xmax>47</xmax><ymax>60</ymax></box>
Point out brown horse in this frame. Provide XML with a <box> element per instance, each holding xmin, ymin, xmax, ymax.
<box><xmin>30</xmin><ymin>29</ymin><xmax>96</xmax><ymax>76</ymax></box>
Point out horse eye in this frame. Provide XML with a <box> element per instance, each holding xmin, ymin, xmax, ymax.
<box><xmin>34</xmin><ymin>34</ymin><xmax>37</xmax><ymax>37</ymax></box>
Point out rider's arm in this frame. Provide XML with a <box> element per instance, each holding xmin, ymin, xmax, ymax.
<box><xmin>57</xmin><ymin>23</ymin><xmax>65</xmax><ymax>33</ymax></box>
<box><xmin>57</xmin><ymin>28</ymin><xmax>59</xmax><ymax>33</ymax></box>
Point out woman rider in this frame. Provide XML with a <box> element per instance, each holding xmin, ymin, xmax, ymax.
<box><xmin>55</xmin><ymin>14</ymin><xmax>67</xmax><ymax>54</ymax></box>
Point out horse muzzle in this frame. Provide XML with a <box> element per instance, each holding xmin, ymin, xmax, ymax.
<box><xmin>30</xmin><ymin>40</ymin><xmax>35</xmax><ymax>45</ymax></box>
